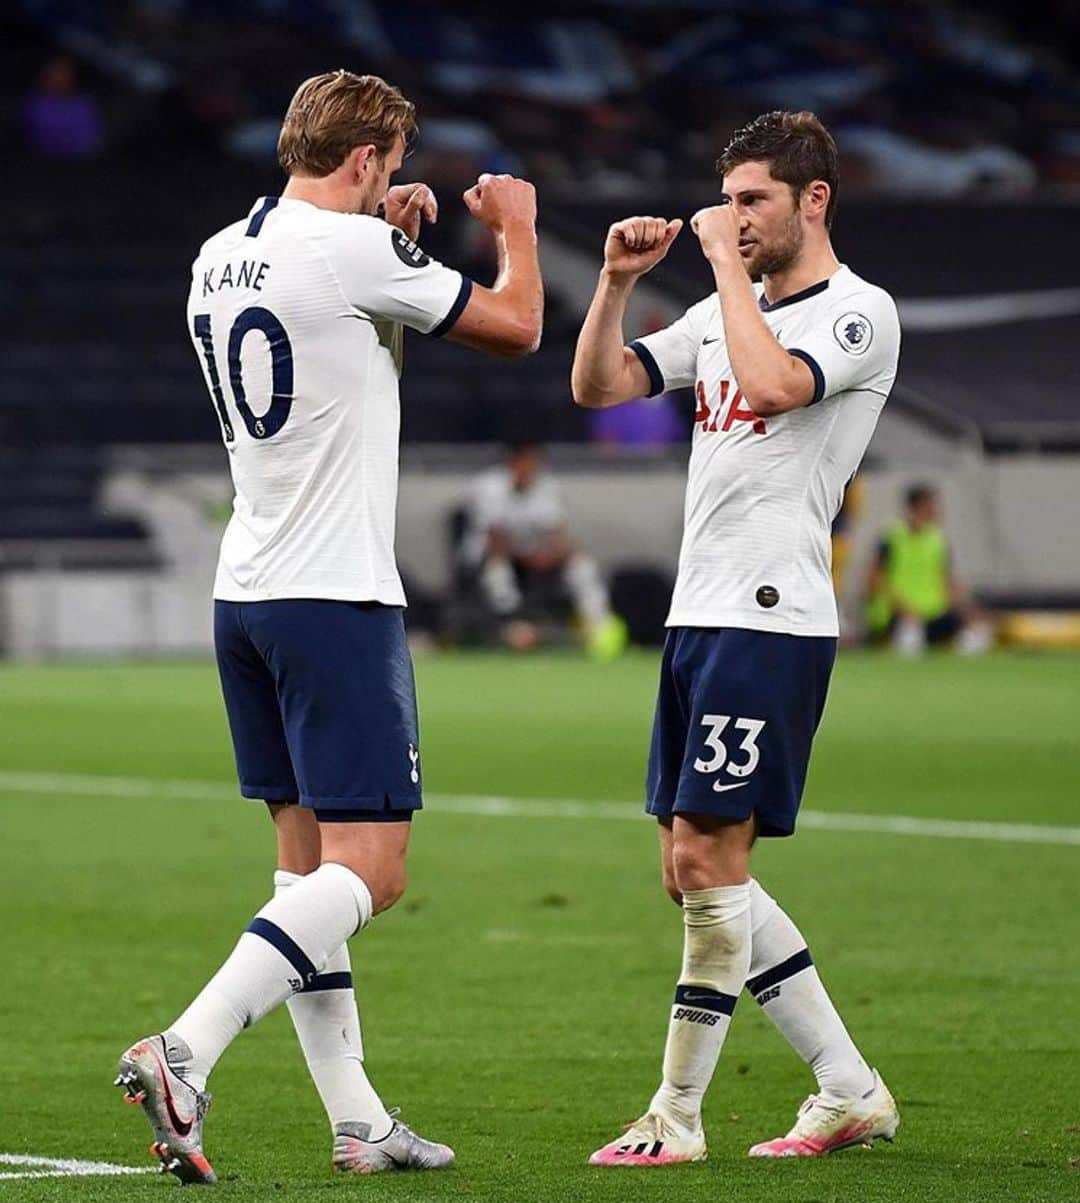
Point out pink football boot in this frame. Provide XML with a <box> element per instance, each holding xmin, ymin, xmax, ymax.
<box><xmin>749</xmin><ymin>1070</ymin><xmax>898</xmax><ymax>1157</ymax></box>
<box><xmin>589</xmin><ymin>1112</ymin><xmax>706</xmax><ymax>1167</ymax></box>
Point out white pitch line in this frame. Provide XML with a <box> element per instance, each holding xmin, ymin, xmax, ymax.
<box><xmin>0</xmin><ymin>1153</ymin><xmax>155</xmax><ymax>1180</ymax></box>
<box><xmin>0</xmin><ymin>770</ymin><xmax>1077</xmax><ymax>847</ymax></box>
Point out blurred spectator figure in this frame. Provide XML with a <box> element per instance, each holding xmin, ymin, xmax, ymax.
<box><xmin>865</xmin><ymin>484</ymin><xmax>993</xmax><ymax>655</ymax></box>
<box><xmin>22</xmin><ymin>57</ymin><xmax>104</xmax><ymax>158</ymax></box>
<box><xmin>463</xmin><ymin>444</ymin><xmax>627</xmax><ymax>657</ymax></box>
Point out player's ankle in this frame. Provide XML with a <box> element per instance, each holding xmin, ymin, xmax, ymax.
<box><xmin>649</xmin><ymin>1086</ymin><xmax>701</xmax><ymax>1135</ymax></box>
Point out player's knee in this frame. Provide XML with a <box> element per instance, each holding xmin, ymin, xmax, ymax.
<box><xmin>672</xmin><ymin>840</ymin><xmax>714</xmax><ymax>892</ymax></box>
<box><xmin>661</xmin><ymin>863</ymin><xmax>683</xmax><ymax>905</ymax></box>
<box><xmin>369</xmin><ymin>867</ymin><xmax>407</xmax><ymax>915</ymax></box>
<box><xmin>672</xmin><ymin>839</ymin><xmax>749</xmax><ymax>892</ymax></box>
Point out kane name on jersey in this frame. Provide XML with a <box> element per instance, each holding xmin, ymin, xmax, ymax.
<box><xmin>187</xmin><ymin>196</ymin><xmax>471</xmax><ymax>605</ymax></box>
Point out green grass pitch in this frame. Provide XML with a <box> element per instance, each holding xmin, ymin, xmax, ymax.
<box><xmin>1</xmin><ymin>650</ymin><xmax>1078</xmax><ymax>1201</ymax></box>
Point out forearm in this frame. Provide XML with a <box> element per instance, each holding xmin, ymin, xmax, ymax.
<box><xmin>490</xmin><ymin>221</ymin><xmax>543</xmax><ymax>351</ymax></box>
<box><xmin>572</xmin><ymin>270</ymin><xmax>637</xmax><ymax>408</ymax></box>
<box><xmin>713</xmin><ymin>265</ymin><xmax>809</xmax><ymax>414</ymax></box>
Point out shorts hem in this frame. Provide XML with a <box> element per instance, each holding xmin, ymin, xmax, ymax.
<box><xmin>300</xmin><ymin>794</ymin><xmax>422</xmax><ymax>811</ymax></box>
<box><xmin>645</xmin><ymin>800</ymin><xmax>794</xmax><ymax>838</ymax></box>
<box><xmin>314</xmin><ymin>807</ymin><xmax>417</xmax><ymax>823</ymax></box>
<box><xmin>240</xmin><ymin>784</ymin><xmax>299</xmax><ymax>801</ymax></box>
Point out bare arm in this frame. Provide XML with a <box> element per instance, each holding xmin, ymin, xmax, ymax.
<box><xmin>691</xmin><ymin>206</ymin><xmax>816</xmax><ymax>416</ymax></box>
<box><xmin>444</xmin><ymin>174</ymin><xmax>543</xmax><ymax>358</ymax></box>
<box><xmin>571</xmin><ymin>216</ymin><xmax>682</xmax><ymax>408</ymax></box>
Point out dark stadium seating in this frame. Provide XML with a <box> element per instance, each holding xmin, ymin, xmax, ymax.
<box><xmin>4</xmin><ymin>1</ymin><xmax>1080</xmax><ymax>453</ymax></box>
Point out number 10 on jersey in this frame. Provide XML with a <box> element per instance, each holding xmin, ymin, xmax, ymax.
<box><xmin>193</xmin><ymin>306</ymin><xmax>294</xmax><ymax>441</ymax></box>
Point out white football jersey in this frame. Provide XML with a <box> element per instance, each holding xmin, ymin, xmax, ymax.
<box><xmin>631</xmin><ymin>265</ymin><xmax>900</xmax><ymax>637</ymax></box>
<box><xmin>187</xmin><ymin>196</ymin><xmax>471</xmax><ymax>604</ymax></box>
<box><xmin>464</xmin><ymin>468</ymin><xmax>566</xmax><ymax>563</ymax></box>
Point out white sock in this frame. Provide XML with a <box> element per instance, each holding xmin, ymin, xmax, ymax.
<box><xmin>650</xmin><ymin>883</ymin><xmax>751</xmax><ymax>1132</ymax></box>
<box><xmin>169</xmin><ymin>863</ymin><xmax>373</xmax><ymax>1091</ymax></box>
<box><xmin>274</xmin><ymin>871</ymin><xmax>392</xmax><ymax>1139</ymax></box>
<box><xmin>747</xmin><ymin>879</ymin><xmax>873</xmax><ymax>1100</ymax></box>
<box><xmin>481</xmin><ymin>557</ymin><xmax>521</xmax><ymax>615</ymax></box>
<box><xmin>563</xmin><ymin>553</ymin><xmax>611</xmax><ymax>627</ymax></box>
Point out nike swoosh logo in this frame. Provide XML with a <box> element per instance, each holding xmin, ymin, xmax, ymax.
<box><xmin>712</xmin><ymin>780</ymin><xmax>749</xmax><ymax>793</ymax></box>
<box><xmin>681</xmin><ymin>991</ymin><xmax>718</xmax><ymax>1003</ymax></box>
<box><xmin>702</xmin><ymin>336</ymin><xmax>721</xmax><ymax>345</ymax></box>
<box><xmin>151</xmin><ymin>1046</ymin><xmax>194</xmax><ymax>1138</ymax></box>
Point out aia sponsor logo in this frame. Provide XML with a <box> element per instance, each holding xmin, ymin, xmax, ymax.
<box><xmin>694</xmin><ymin>379</ymin><xmax>766</xmax><ymax>436</ymax></box>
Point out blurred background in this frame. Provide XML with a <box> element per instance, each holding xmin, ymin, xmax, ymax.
<box><xmin>3</xmin><ymin>0</ymin><xmax>1080</xmax><ymax>658</ymax></box>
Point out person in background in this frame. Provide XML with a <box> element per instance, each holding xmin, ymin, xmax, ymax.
<box><xmin>465</xmin><ymin>443</ymin><xmax>627</xmax><ymax>657</ymax></box>
<box><xmin>22</xmin><ymin>57</ymin><xmax>104</xmax><ymax>158</ymax></box>
<box><xmin>866</xmin><ymin>483</ymin><xmax>992</xmax><ymax>654</ymax></box>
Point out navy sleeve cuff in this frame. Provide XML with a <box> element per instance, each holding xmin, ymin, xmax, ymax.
<box><xmin>429</xmin><ymin>276</ymin><xmax>473</xmax><ymax>338</ymax></box>
<box><xmin>789</xmin><ymin>348</ymin><xmax>826</xmax><ymax>405</ymax></box>
<box><xmin>628</xmin><ymin>340</ymin><xmax>664</xmax><ymax>398</ymax></box>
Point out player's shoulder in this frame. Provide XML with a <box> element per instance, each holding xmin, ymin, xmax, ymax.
<box><xmin>819</xmin><ymin>266</ymin><xmax>900</xmax><ymax>362</ymax></box>
<box><xmin>686</xmin><ymin>293</ymin><xmax>719</xmax><ymax>325</ymax></box>
<box><xmin>291</xmin><ymin>206</ymin><xmax>397</xmax><ymax>248</ymax></box>
<box><xmin>828</xmin><ymin>266</ymin><xmax>898</xmax><ymax>322</ymax></box>
<box><xmin>193</xmin><ymin>218</ymin><xmax>247</xmax><ymax>264</ymax></box>
<box><xmin>292</xmin><ymin>208</ymin><xmax>433</xmax><ymax>274</ymax></box>
<box><xmin>657</xmin><ymin>293</ymin><xmax>717</xmax><ymax>339</ymax></box>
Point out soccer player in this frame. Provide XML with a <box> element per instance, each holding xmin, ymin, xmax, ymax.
<box><xmin>114</xmin><ymin>70</ymin><xmax>542</xmax><ymax>1183</ymax></box>
<box><xmin>571</xmin><ymin>111</ymin><xmax>901</xmax><ymax>1164</ymax></box>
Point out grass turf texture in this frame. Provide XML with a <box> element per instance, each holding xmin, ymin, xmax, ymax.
<box><xmin>1</xmin><ymin>650</ymin><xmax>1078</xmax><ymax>1202</ymax></box>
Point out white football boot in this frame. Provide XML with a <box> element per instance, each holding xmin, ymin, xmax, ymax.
<box><xmin>589</xmin><ymin>1111</ymin><xmax>707</xmax><ymax>1167</ymax></box>
<box><xmin>748</xmin><ymin>1069</ymin><xmax>899</xmax><ymax>1157</ymax></box>
<box><xmin>114</xmin><ymin>1034</ymin><xmax>216</xmax><ymax>1184</ymax></box>
<box><xmin>332</xmin><ymin>1111</ymin><xmax>455</xmax><ymax>1173</ymax></box>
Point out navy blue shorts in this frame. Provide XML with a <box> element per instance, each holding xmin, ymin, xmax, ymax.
<box><xmin>646</xmin><ymin>627</ymin><xmax>836</xmax><ymax>837</ymax></box>
<box><xmin>214</xmin><ymin>599</ymin><xmax>422</xmax><ymax>820</ymax></box>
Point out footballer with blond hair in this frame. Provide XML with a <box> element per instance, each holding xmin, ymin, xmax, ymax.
<box><xmin>572</xmin><ymin>111</ymin><xmax>901</xmax><ymax>1165</ymax></box>
<box><xmin>114</xmin><ymin>70</ymin><xmax>542</xmax><ymax>1183</ymax></box>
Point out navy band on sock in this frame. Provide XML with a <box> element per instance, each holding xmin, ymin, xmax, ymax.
<box><xmin>746</xmin><ymin>947</ymin><xmax>814</xmax><ymax>1000</ymax></box>
<box><xmin>673</xmin><ymin>984</ymin><xmax>738</xmax><ymax>1016</ymax></box>
<box><xmin>247</xmin><ymin>917</ymin><xmax>317</xmax><ymax>987</ymax></box>
<box><xmin>302</xmin><ymin>971</ymin><xmax>353</xmax><ymax>993</ymax></box>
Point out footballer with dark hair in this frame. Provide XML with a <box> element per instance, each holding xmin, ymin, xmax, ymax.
<box><xmin>572</xmin><ymin>110</ymin><xmax>902</xmax><ymax>1165</ymax></box>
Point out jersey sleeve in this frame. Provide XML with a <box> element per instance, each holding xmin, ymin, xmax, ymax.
<box><xmin>328</xmin><ymin>216</ymin><xmax>474</xmax><ymax>337</ymax></box>
<box><xmin>785</xmin><ymin>288</ymin><xmax>900</xmax><ymax>405</ymax></box>
<box><xmin>627</xmin><ymin>299</ymin><xmax>710</xmax><ymax>396</ymax></box>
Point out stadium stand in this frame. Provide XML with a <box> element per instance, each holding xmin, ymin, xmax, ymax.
<box><xmin>2</xmin><ymin>1</ymin><xmax>1079</xmax><ymax>652</ymax></box>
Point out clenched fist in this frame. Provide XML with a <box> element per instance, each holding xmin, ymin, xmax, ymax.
<box><xmin>603</xmin><ymin>216</ymin><xmax>683</xmax><ymax>280</ymax></box>
<box><xmin>463</xmin><ymin>173</ymin><xmax>537</xmax><ymax>233</ymax></box>
<box><xmin>690</xmin><ymin>203</ymin><xmax>740</xmax><ymax>267</ymax></box>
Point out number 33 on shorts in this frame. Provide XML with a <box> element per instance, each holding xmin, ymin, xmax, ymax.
<box><xmin>693</xmin><ymin>715</ymin><xmax>767</xmax><ymax>791</ymax></box>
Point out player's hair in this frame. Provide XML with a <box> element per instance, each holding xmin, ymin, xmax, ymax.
<box><xmin>718</xmin><ymin>111</ymin><xmax>839</xmax><ymax>229</ymax></box>
<box><xmin>277</xmin><ymin>70</ymin><xmax>417</xmax><ymax>178</ymax></box>
<box><xmin>906</xmin><ymin>483</ymin><xmax>937</xmax><ymax>509</ymax></box>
